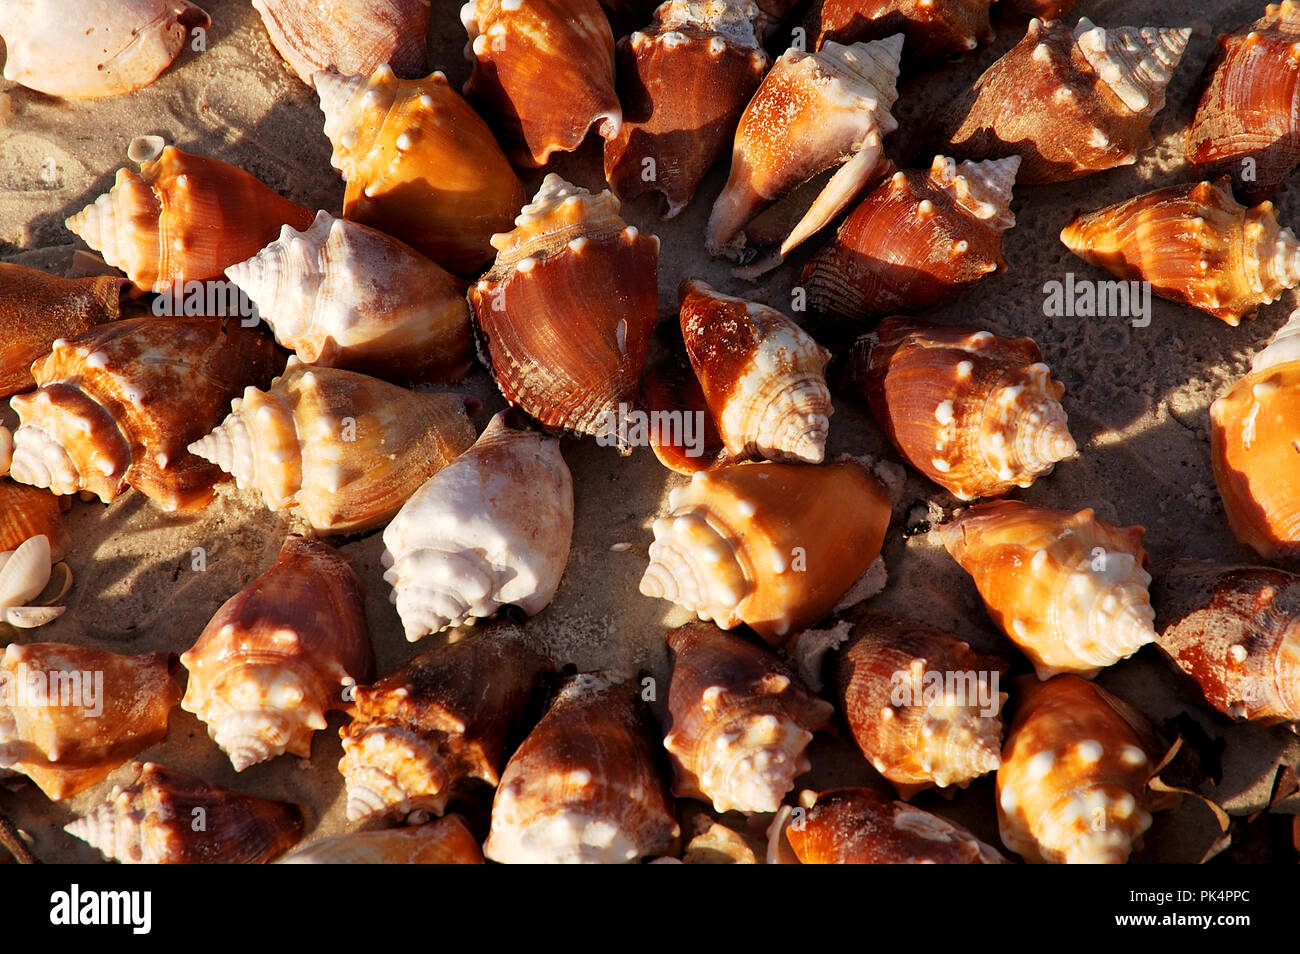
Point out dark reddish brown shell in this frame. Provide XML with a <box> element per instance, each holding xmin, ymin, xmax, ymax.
<box><xmin>639</xmin><ymin>334</ymin><xmax>731</xmax><ymax>473</ymax></box>
<box><xmin>809</xmin><ymin>0</ymin><xmax>995</xmax><ymax>58</ymax></box>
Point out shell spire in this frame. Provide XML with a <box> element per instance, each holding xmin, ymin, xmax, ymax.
<box><xmin>1072</xmin><ymin>19</ymin><xmax>1189</xmax><ymax>117</ymax></box>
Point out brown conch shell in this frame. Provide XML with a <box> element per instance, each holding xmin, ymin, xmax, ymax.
<box><xmin>180</xmin><ymin>535</ymin><xmax>372</xmax><ymax>772</ymax></box>
<box><xmin>187</xmin><ymin>359</ymin><xmax>476</xmax><ymax>534</ymax></box>
<box><xmin>7</xmin><ymin>316</ymin><xmax>282</xmax><ymax>512</ymax></box>
<box><xmin>940</xmin><ymin>500</ymin><xmax>1157</xmax><ymax>679</ymax></box>
<box><xmin>1185</xmin><ymin>2</ymin><xmax>1300</xmax><ymax>205</ymax></box>
<box><xmin>338</xmin><ymin>623</ymin><xmax>551</xmax><ymax>822</ymax></box>
<box><xmin>65</xmin><ymin>761</ymin><xmax>303</xmax><ymax>863</ymax></box>
<box><xmin>225</xmin><ymin>210</ymin><xmax>474</xmax><ymax>383</ymax></box>
<box><xmin>842</xmin><ymin>316</ymin><xmax>1075</xmax><ymax>500</ymax></box>
<box><xmin>0</xmin><ymin>643</ymin><xmax>181</xmax><ymax>800</ymax></box>
<box><xmin>461</xmin><ymin>0</ymin><xmax>622</xmax><ymax>167</ymax></box>
<box><xmin>315</xmin><ymin>65</ymin><xmax>528</xmax><ymax>277</ymax></box>
<box><xmin>65</xmin><ymin>138</ymin><xmax>315</xmax><ymax>294</ymax></box>
<box><xmin>938</xmin><ymin>17</ymin><xmax>1191</xmax><ymax>183</ymax></box>
<box><xmin>663</xmin><ymin>622</ymin><xmax>833</xmax><ymax>813</ymax></box>
<box><xmin>808</xmin><ymin>0</ymin><xmax>995</xmax><ymax>58</ymax></box>
<box><xmin>998</xmin><ymin>675</ymin><xmax>1169</xmax><ymax>864</ymax></box>
<box><xmin>468</xmin><ymin>175</ymin><xmax>660</xmax><ymax>440</ymax></box>
<box><xmin>678</xmin><ymin>279</ymin><xmax>832</xmax><ymax>465</ymax></box>
<box><xmin>252</xmin><ymin>0</ymin><xmax>429</xmax><ymax>86</ymax></box>
<box><xmin>603</xmin><ymin>0</ymin><xmax>769</xmax><ymax>219</ymax></box>
<box><xmin>1060</xmin><ymin>178</ymin><xmax>1300</xmax><ymax>327</ymax></box>
<box><xmin>280</xmin><ymin>816</ymin><xmax>484</xmax><ymax>864</ymax></box>
<box><xmin>802</xmin><ymin>155</ymin><xmax>1020</xmax><ymax>323</ymax></box>
<box><xmin>639</xmin><ymin>336</ymin><xmax>731</xmax><ymax>473</ymax></box>
<box><xmin>0</xmin><ymin>482</ymin><xmax>70</xmax><ymax>561</ymax></box>
<box><xmin>639</xmin><ymin>459</ymin><xmax>892</xmax><ymax>645</ymax></box>
<box><xmin>0</xmin><ymin>0</ymin><xmax>209</xmax><ymax>98</ymax></box>
<box><xmin>485</xmin><ymin>672</ymin><xmax>679</xmax><ymax>863</ymax></box>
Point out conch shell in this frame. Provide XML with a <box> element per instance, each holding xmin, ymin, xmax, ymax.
<box><xmin>807</xmin><ymin>0</ymin><xmax>995</xmax><ymax>58</ymax></box>
<box><xmin>280</xmin><ymin>816</ymin><xmax>484</xmax><ymax>864</ymax></box>
<box><xmin>468</xmin><ymin>175</ymin><xmax>660</xmax><ymax>440</ymax></box>
<box><xmin>252</xmin><ymin>0</ymin><xmax>429</xmax><ymax>86</ymax></box>
<box><xmin>187</xmin><ymin>359</ymin><xmax>476</xmax><ymax>534</ymax></box>
<box><xmin>65</xmin><ymin>137</ymin><xmax>315</xmax><ymax>294</ymax></box>
<box><xmin>225</xmin><ymin>210</ymin><xmax>474</xmax><ymax>383</ymax></box>
<box><xmin>0</xmin><ymin>483</ymin><xmax>70</xmax><ymax>562</ymax></box>
<box><xmin>7</xmin><ymin>316</ymin><xmax>283</xmax><ymax>512</ymax></box>
<box><xmin>461</xmin><ymin>0</ymin><xmax>622</xmax><ymax>167</ymax></box>
<box><xmin>315</xmin><ymin>65</ymin><xmax>528</xmax><ymax>277</ymax></box>
<box><xmin>841</xmin><ymin>316</ymin><xmax>1075</xmax><ymax>500</ymax></box>
<box><xmin>380</xmin><ymin>412</ymin><xmax>574</xmax><ymax>642</ymax></box>
<box><xmin>940</xmin><ymin>500</ymin><xmax>1157</xmax><ymax>679</ymax></box>
<box><xmin>0</xmin><ymin>642</ymin><xmax>181</xmax><ymax>800</ymax></box>
<box><xmin>1060</xmin><ymin>177</ymin><xmax>1300</xmax><ymax>327</ymax></box>
<box><xmin>0</xmin><ymin>534</ymin><xmax>71</xmax><ymax>629</ymax></box>
<box><xmin>663</xmin><ymin>622</ymin><xmax>834</xmax><ymax>813</ymax></box>
<box><xmin>180</xmin><ymin>535</ymin><xmax>372</xmax><ymax>772</ymax></box>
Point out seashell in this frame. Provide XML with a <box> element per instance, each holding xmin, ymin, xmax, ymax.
<box><xmin>640</xmin><ymin>337</ymin><xmax>731</xmax><ymax>474</ymax></box>
<box><xmin>380</xmin><ymin>412</ymin><xmax>574</xmax><ymax>642</ymax></box>
<box><xmin>0</xmin><ymin>482</ymin><xmax>70</xmax><ymax>562</ymax></box>
<box><xmin>65</xmin><ymin>761</ymin><xmax>303</xmax><ymax>863</ymax></box>
<box><xmin>0</xmin><ymin>642</ymin><xmax>181</xmax><ymax>800</ymax></box>
<box><xmin>280</xmin><ymin>816</ymin><xmax>484</xmax><ymax>864</ymax></box>
<box><xmin>678</xmin><ymin>279</ymin><xmax>832</xmax><ymax>465</ymax></box>
<box><xmin>225</xmin><ymin>210</ymin><xmax>474</xmax><ymax>384</ymax></box>
<box><xmin>770</xmin><ymin>787</ymin><xmax>1007</xmax><ymax>863</ymax></box>
<box><xmin>484</xmin><ymin>672</ymin><xmax>680</xmax><ymax>864</ymax></box>
<box><xmin>832</xmin><ymin>607</ymin><xmax>1008</xmax><ymax>797</ymax></box>
<box><xmin>1060</xmin><ymin>178</ymin><xmax>1300</xmax><ymax>327</ymax></box>
<box><xmin>706</xmin><ymin>35</ymin><xmax>902</xmax><ymax>274</ymax></box>
<box><xmin>187</xmin><ymin>358</ymin><xmax>476</xmax><ymax>534</ymax></box>
<box><xmin>0</xmin><ymin>0</ymin><xmax>210</xmax><ymax>98</ymax></box>
<box><xmin>603</xmin><ymin>0</ymin><xmax>769</xmax><ymax>219</ymax></box>
<box><xmin>0</xmin><ymin>535</ymin><xmax>71</xmax><ymax>629</ymax></box>
<box><xmin>252</xmin><ymin>0</ymin><xmax>429</xmax><ymax>87</ymax></box>
<box><xmin>600</xmin><ymin>0</ymin><xmax>667</xmax><ymax>37</ymax></box>
<box><xmin>338</xmin><ymin>623</ymin><xmax>551</xmax><ymax>822</ymax></box>
<box><xmin>65</xmin><ymin>138</ymin><xmax>315</xmax><ymax>294</ymax></box>
<box><xmin>999</xmin><ymin>0</ymin><xmax>1075</xmax><ymax>21</ymax></box>
<box><xmin>840</xmin><ymin>316</ymin><xmax>1075</xmax><ymax>500</ymax></box>
<box><xmin>807</xmin><ymin>0</ymin><xmax>995</xmax><ymax>59</ymax></box>
<box><xmin>1185</xmin><ymin>2</ymin><xmax>1300</xmax><ymax>205</ymax></box>
<box><xmin>1153</xmin><ymin>561</ymin><xmax>1300</xmax><ymax>726</ymax></box>
<box><xmin>180</xmin><ymin>535</ymin><xmax>372</xmax><ymax>772</ymax></box>
<box><xmin>662</xmin><ymin>622</ymin><xmax>834</xmax><ymax>813</ymax></box>
<box><xmin>0</xmin><ymin>264</ymin><xmax>125</xmax><ymax>399</ymax></box>
<box><xmin>315</xmin><ymin>65</ymin><xmax>528</xmax><ymax>277</ymax></box>
<box><xmin>937</xmin><ymin>18</ymin><xmax>1191</xmax><ymax>183</ymax></box>
<box><xmin>997</xmin><ymin>675</ymin><xmax>1168</xmax><ymax>864</ymax></box>
<box><xmin>461</xmin><ymin>0</ymin><xmax>622</xmax><ymax>167</ymax></box>
<box><xmin>467</xmin><ymin>175</ymin><xmax>660</xmax><ymax>440</ymax></box>
<box><xmin>639</xmin><ymin>459</ymin><xmax>892</xmax><ymax>645</ymax></box>
<box><xmin>801</xmin><ymin>155</ymin><xmax>1020</xmax><ymax>324</ymax></box>
<box><xmin>940</xmin><ymin>500</ymin><xmax>1157</xmax><ymax>679</ymax></box>
<box><xmin>0</xmin><ymin>427</ymin><xmax>11</xmax><ymax>477</ymax></box>
<box><xmin>8</xmin><ymin>317</ymin><xmax>283</xmax><ymax>512</ymax></box>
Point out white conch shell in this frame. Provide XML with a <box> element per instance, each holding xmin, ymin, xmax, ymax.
<box><xmin>1252</xmin><ymin>306</ymin><xmax>1300</xmax><ymax>373</ymax></box>
<box><xmin>381</xmin><ymin>412</ymin><xmax>574</xmax><ymax>641</ymax></box>
<box><xmin>0</xmin><ymin>535</ymin><xmax>71</xmax><ymax>628</ymax></box>
<box><xmin>1071</xmin><ymin>18</ymin><xmax>1190</xmax><ymax>118</ymax></box>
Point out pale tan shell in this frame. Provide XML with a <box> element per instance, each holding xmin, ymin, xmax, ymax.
<box><xmin>0</xmin><ymin>534</ymin><xmax>71</xmax><ymax>629</ymax></box>
<box><xmin>252</xmin><ymin>0</ymin><xmax>429</xmax><ymax>86</ymax></box>
<box><xmin>279</xmin><ymin>816</ymin><xmax>484</xmax><ymax>864</ymax></box>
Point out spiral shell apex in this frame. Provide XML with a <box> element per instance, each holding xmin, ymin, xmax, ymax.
<box><xmin>252</xmin><ymin>0</ymin><xmax>430</xmax><ymax>86</ymax></box>
<box><xmin>808</xmin><ymin>0</ymin><xmax>995</xmax><ymax>59</ymax></box>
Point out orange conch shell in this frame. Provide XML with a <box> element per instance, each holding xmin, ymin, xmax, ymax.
<box><xmin>0</xmin><ymin>483</ymin><xmax>70</xmax><ymax>562</ymax></box>
<box><xmin>807</xmin><ymin>0</ymin><xmax>994</xmax><ymax>58</ymax></box>
<box><xmin>252</xmin><ymin>0</ymin><xmax>429</xmax><ymax>86</ymax></box>
<box><xmin>280</xmin><ymin>816</ymin><xmax>484</xmax><ymax>864</ymax></box>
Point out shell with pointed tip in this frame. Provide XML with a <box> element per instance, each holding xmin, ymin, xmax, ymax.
<box><xmin>226</xmin><ymin>211</ymin><xmax>473</xmax><ymax>383</ymax></box>
<box><xmin>0</xmin><ymin>483</ymin><xmax>69</xmax><ymax>562</ymax></box>
<box><xmin>842</xmin><ymin>317</ymin><xmax>1076</xmax><ymax>500</ymax></box>
<box><xmin>65</xmin><ymin>762</ymin><xmax>302</xmax><ymax>863</ymax></box>
<box><xmin>484</xmin><ymin>672</ymin><xmax>679</xmax><ymax>864</ymax></box>
<box><xmin>252</xmin><ymin>0</ymin><xmax>429</xmax><ymax>86</ymax></box>
<box><xmin>338</xmin><ymin>623</ymin><xmax>550</xmax><ymax>823</ymax></box>
<box><xmin>380</xmin><ymin>412</ymin><xmax>574</xmax><ymax>642</ymax></box>
<box><xmin>938</xmin><ymin>17</ymin><xmax>1191</xmax><ymax>183</ymax></box>
<box><xmin>808</xmin><ymin>0</ymin><xmax>994</xmax><ymax>58</ymax></box>
<box><xmin>998</xmin><ymin>676</ymin><xmax>1166</xmax><ymax>864</ymax></box>
<box><xmin>315</xmin><ymin>66</ymin><xmax>527</xmax><ymax>277</ymax></box>
<box><xmin>941</xmin><ymin>500</ymin><xmax>1157</xmax><ymax>679</ymax></box>
<box><xmin>467</xmin><ymin>175</ymin><xmax>660</xmax><ymax>439</ymax></box>
<box><xmin>187</xmin><ymin>359</ymin><xmax>476</xmax><ymax>534</ymax></box>
<box><xmin>663</xmin><ymin>622</ymin><xmax>833</xmax><ymax>813</ymax></box>
<box><xmin>0</xmin><ymin>643</ymin><xmax>180</xmax><ymax>800</ymax></box>
<box><xmin>1060</xmin><ymin>178</ymin><xmax>1300</xmax><ymax>327</ymax></box>
<box><xmin>1185</xmin><ymin>2</ymin><xmax>1300</xmax><ymax>205</ymax></box>
<box><xmin>678</xmin><ymin>279</ymin><xmax>832</xmax><ymax>465</ymax></box>
<box><xmin>7</xmin><ymin>317</ymin><xmax>282</xmax><ymax>512</ymax></box>
<box><xmin>639</xmin><ymin>459</ymin><xmax>892</xmax><ymax>645</ymax></box>
<box><xmin>706</xmin><ymin>35</ymin><xmax>901</xmax><ymax>271</ymax></box>
<box><xmin>280</xmin><ymin>816</ymin><xmax>484</xmax><ymax>864</ymax></box>
<box><xmin>603</xmin><ymin>1</ymin><xmax>769</xmax><ymax>219</ymax></box>
<box><xmin>0</xmin><ymin>0</ymin><xmax>209</xmax><ymax>98</ymax></box>
<box><xmin>65</xmin><ymin>142</ymin><xmax>314</xmax><ymax>294</ymax></box>
<box><xmin>802</xmin><ymin>155</ymin><xmax>1019</xmax><ymax>323</ymax></box>
<box><xmin>461</xmin><ymin>0</ymin><xmax>621</xmax><ymax>167</ymax></box>
<box><xmin>180</xmin><ymin>536</ymin><xmax>372</xmax><ymax>772</ymax></box>
<box><xmin>833</xmin><ymin>607</ymin><xmax>1008</xmax><ymax>797</ymax></box>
